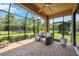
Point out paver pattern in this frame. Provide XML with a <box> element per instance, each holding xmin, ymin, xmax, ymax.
<box><xmin>0</xmin><ymin>38</ymin><xmax>77</xmax><ymax>56</ymax></box>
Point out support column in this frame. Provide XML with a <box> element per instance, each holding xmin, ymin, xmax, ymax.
<box><xmin>8</xmin><ymin>4</ymin><xmax>11</xmax><ymax>40</ymax></box>
<box><xmin>72</xmin><ymin>12</ymin><xmax>76</xmax><ymax>46</ymax></box>
<box><xmin>52</xmin><ymin>19</ymin><xmax>54</xmax><ymax>38</ymax></box>
<box><xmin>46</xmin><ymin>19</ymin><xmax>49</xmax><ymax>32</ymax></box>
<box><xmin>62</xmin><ymin>16</ymin><xmax>65</xmax><ymax>38</ymax></box>
<box><xmin>71</xmin><ymin>4</ymin><xmax>79</xmax><ymax>46</ymax></box>
<box><xmin>33</xmin><ymin>20</ymin><xmax>36</xmax><ymax>36</ymax></box>
<box><xmin>37</xmin><ymin>19</ymin><xmax>40</xmax><ymax>33</ymax></box>
<box><xmin>24</xmin><ymin>12</ymin><xmax>29</xmax><ymax>38</ymax></box>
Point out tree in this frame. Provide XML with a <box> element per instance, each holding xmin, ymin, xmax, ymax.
<box><xmin>39</xmin><ymin>23</ymin><xmax>44</xmax><ymax>31</ymax></box>
<box><xmin>5</xmin><ymin>13</ymin><xmax>15</xmax><ymax>30</ymax></box>
<box><xmin>58</xmin><ymin>22</ymin><xmax>70</xmax><ymax>37</ymax></box>
<box><xmin>5</xmin><ymin>13</ymin><xmax>22</xmax><ymax>31</ymax></box>
<box><xmin>0</xmin><ymin>17</ymin><xmax>5</xmax><ymax>30</ymax></box>
<box><xmin>26</xmin><ymin>17</ymin><xmax>35</xmax><ymax>33</ymax></box>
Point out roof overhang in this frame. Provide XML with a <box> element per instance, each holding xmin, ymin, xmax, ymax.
<box><xmin>16</xmin><ymin>3</ymin><xmax>77</xmax><ymax>20</ymax></box>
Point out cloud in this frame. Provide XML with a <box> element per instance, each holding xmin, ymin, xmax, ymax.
<box><xmin>0</xmin><ymin>4</ymin><xmax>9</xmax><ymax>11</ymax></box>
<box><xmin>0</xmin><ymin>3</ymin><xmax>22</xmax><ymax>14</ymax></box>
<box><xmin>10</xmin><ymin>7</ymin><xmax>21</xmax><ymax>13</ymax></box>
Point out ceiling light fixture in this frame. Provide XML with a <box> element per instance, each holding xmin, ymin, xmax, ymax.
<box><xmin>38</xmin><ymin>3</ymin><xmax>53</xmax><ymax>13</ymax></box>
<box><xmin>45</xmin><ymin>3</ymin><xmax>51</xmax><ymax>7</ymax></box>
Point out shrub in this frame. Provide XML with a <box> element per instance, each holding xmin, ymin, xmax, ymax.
<box><xmin>27</xmin><ymin>33</ymin><xmax>34</xmax><ymax>38</ymax></box>
<box><xmin>10</xmin><ymin>36</ymin><xmax>18</xmax><ymax>42</ymax></box>
<box><xmin>23</xmin><ymin>34</ymin><xmax>28</xmax><ymax>39</ymax></box>
<box><xmin>0</xmin><ymin>33</ymin><xmax>34</xmax><ymax>44</ymax></box>
<box><xmin>30</xmin><ymin>33</ymin><xmax>34</xmax><ymax>38</ymax></box>
<box><xmin>8</xmin><ymin>36</ymin><xmax>12</xmax><ymax>42</ymax></box>
<box><xmin>2</xmin><ymin>40</ymin><xmax>9</xmax><ymax>46</ymax></box>
<box><xmin>0</xmin><ymin>36</ymin><xmax>9</xmax><ymax>47</ymax></box>
<box><xmin>0</xmin><ymin>37</ymin><xmax>4</xmax><ymax>43</ymax></box>
<box><xmin>1</xmin><ymin>36</ymin><xmax>8</xmax><ymax>41</ymax></box>
<box><xmin>6</xmin><ymin>36</ymin><xmax>18</xmax><ymax>43</ymax></box>
<box><xmin>16</xmin><ymin>35</ymin><xmax>23</xmax><ymax>41</ymax></box>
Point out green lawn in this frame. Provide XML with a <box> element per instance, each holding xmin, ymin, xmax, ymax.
<box><xmin>76</xmin><ymin>33</ymin><xmax>79</xmax><ymax>45</ymax></box>
<box><xmin>54</xmin><ymin>31</ymin><xmax>79</xmax><ymax>45</ymax></box>
<box><xmin>0</xmin><ymin>31</ymin><xmax>79</xmax><ymax>45</ymax></box>
<box><xmin>54</xmin><ymin>31</ymin><xmax>71</xmax><ymax>42</ymax></box>
<box><xmin>0</xmin><ymin>31</ymin><xmax>34</xmax><ymax>38</ymax></box>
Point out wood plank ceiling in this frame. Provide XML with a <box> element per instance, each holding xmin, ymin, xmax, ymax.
<box><xmin>16</xmin><ymin>3</ymin><xmax>77</xmax><ymax>20</ymax></box>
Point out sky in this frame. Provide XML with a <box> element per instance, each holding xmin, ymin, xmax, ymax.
<box><xmin>0</xmin><ymin>3</ymin><xmax>79</xmax><ymax>23</ymax></box>
<box><xmin>0</xmin><ymin>3</ymin><xmax>30</xmax><ymax>17</ymax></box>
<box><xmin>0</xmin><ymin>3</ymin><xmax>43</xmax><ymax>21</ymax></box>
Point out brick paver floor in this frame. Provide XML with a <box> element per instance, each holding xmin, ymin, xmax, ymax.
<box><xmin>0</xmin><ymin>38</ymin><xmax>77</xmax><ymax>56</ymax></box>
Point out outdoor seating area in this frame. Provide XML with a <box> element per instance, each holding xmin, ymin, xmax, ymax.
<box><xmin>0</xmin><ymin>3</ymin><xmax>79</xmax><ymax>56</ymax></box>
<box><xmin>35</xmin><ymin>32</ymin><xmax>53</xmax><ymax>45</ymax></box>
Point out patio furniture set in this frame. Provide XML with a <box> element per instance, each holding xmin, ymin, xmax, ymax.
<box><xmin>35</xmin><ymin>32</ymin><xmax>67</xmax><ymax>46</ymax></box>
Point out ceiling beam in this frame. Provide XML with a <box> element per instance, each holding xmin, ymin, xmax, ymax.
<box><xmin>72</xmin><ymin>4</ymin><xmax>78</xmax><ymax>14</ymax></box>
<box><xmin>47</xmin><ymin>8</ymin><xmax>73</xmax><ymax>19</ymax></box>
<box><xmin>16</xmin><ymin>3</ymin><xmax>46</xmax><ymax>20</ymax></box>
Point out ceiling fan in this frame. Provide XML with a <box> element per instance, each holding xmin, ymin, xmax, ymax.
<box><xmin>38</xmin><ymin>3</ymin><xmax>53</xmax><ymax>13</ymax></box>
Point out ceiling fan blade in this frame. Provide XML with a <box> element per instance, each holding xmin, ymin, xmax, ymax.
<box><xmin>39</xmin><ymin>9</ymin><xmax>42</xmax><ymax>13</ymax></box>
<box><xmin>38</xmin><ymin>4</ymin><xmax>46</xmax><ymax>13</ymax></box>
<box><xmin>48</xmin><ymin>6</ymin><xmax>53</xmax><ymax>12</ymax></box>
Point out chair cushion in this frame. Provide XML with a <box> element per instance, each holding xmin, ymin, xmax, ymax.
<box><xmin>60</xmin><ymin>39</ymin><xmax>67</xmax><ymax>45</ymax></box>
<box><xmin>41</xmin><ymin>38</ymin><xmax>46</xmax><ymax>44</ymax></box>
<box><xmin>39</xmin><ymin>32</ymin><xmax>43</xmax><ymax>37</ymax></box>
<box><xmin>46</xmin><ymin>32</ymin><xmax>51</xmax><ymax>37</ymax></box>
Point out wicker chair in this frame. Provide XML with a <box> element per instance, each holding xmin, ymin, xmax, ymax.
<box><xmin>35</xmin><ymin>32</ymin><xmax>43</xmax><ymax>41</ymax></box>
<box><xmin>41</xmin><ymin>32</ymin><xmax>53</xmax><ymax>45</ymax></box>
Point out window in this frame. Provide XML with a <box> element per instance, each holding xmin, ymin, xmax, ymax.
<box><xmin>64</xmin><ymin>15</ymin><xmax>72</xmax><ymax>43</ymax></box>
<box><xmin>54</xmin><ymin>17</ymin><xmax>63</xmax><ymax>40</ymax></box>
<box><xmin>76</xmin><ymin>14</ymin><xmax>79</xmax><ymax>46</ymax></box>
<box><xmin>50</xmin><ymin>16</ymin><xmax>72</xmax><ymax>43</ymax></box>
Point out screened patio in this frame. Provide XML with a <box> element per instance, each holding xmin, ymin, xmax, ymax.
<box><xmin>0</xmin><ymin>3</ymin><xmax>79</xmax><ymax>56</ymax></box>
